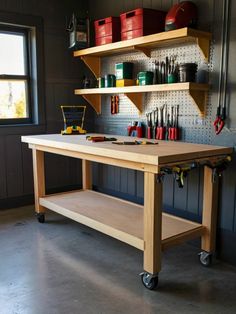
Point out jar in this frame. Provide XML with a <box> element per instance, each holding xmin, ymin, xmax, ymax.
<box><xmin>179</xmin><ymin>63</ymin><xmax>198</xmax><ymax>82</ymax></box>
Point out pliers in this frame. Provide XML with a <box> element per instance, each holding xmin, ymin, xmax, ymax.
<box><xmin>213</xmin><ymin>106</ymin><xmax>226</xmax><ymax>135</ymax></box>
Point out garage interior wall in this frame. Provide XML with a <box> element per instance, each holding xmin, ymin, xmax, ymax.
<box><xmin>0</xmin><ymin>0</ymin><xmax>235</xmax><ymax>266</ymax></box>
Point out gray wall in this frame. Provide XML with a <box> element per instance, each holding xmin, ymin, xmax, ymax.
<box><xmin>88</xmin><ymin>0</ymin><xmax>236</xmax><ymax>265</ymax></box>
<box><xmin>0</xmin><ymin>0</ymin><xmax>92</xmax><ymax>207</ymax></box>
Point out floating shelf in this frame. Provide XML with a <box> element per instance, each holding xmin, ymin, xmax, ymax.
<box><xmin>74</xmin><ymin>82</ymin><xmax>209</xmax><ymax>116</ymax></box>
<box><xmin>74</xmin><ymin>28</ymin><xmax>212</xmax><ymax>77</ymax></box>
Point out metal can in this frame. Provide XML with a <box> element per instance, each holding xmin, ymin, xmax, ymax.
<box><xmin>105</xmin><ymin>74</ymin><xmax>116</xmax><ymax>87</ymax></box>
<box><xmin>98</xmin><ymin>77</ymin><xmax>105</xmax><ymax>88</ymax></box>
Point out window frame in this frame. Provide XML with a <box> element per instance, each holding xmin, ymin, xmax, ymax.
<box><xmin>0</xmin><ymin>24</ymin><xmax>32</xmax><ymax>124</ymax></box>
<box><xmin>0</xmin><ymin>11</ymin><xmax>45</xmax><ymax>133</ymax></box>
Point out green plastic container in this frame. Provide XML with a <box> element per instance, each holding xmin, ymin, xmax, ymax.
<box><xmin>137</xmin><ymin>71</ymin><xmax>154</xmax><ymax>85</ymax></box>
<box><xmin>115</xmin><ymin>62</ymin><xmax>133</xmax><ymax>79</ymax></box>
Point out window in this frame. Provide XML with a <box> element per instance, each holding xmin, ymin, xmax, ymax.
<box><xmin>0</xmin><ymin>25</ymin><xmax>32</xmax><ymax>124</ymax></box>
<box><xmin>0</xmin><ymin>12</ymin><xmax>44</xmax><ymax>129</ymax></box>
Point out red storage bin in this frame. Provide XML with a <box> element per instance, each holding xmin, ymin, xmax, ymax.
<box><xmin>120</xmin><ymin>8</ymin><xmax>166</xmax><ymax>40</ymax></box>
<box><xmin>94</xmin><ymin>16</ymin><xmax>120</xmax><ymax>46</ymax></box>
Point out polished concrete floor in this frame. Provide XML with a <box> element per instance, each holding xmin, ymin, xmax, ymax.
<box><xmin>0</xmin><ymin>205</ymin><xmax>236</xmax><ymax>314</ymax></box>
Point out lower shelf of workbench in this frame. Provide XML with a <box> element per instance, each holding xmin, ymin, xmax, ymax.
<box><xmin>39</xmin><ymin>190</ymin><xmax>205</xmax><ymax>251</ymax></box>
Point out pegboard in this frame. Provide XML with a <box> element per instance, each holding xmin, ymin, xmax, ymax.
<box><xmin>95</xmin><ymin>41</ymin><xmax>215</xmax><ymax>144</ymax></box>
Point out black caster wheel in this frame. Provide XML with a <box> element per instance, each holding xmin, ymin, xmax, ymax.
<box><xmin>36</xmin><ymin>213</ymin><xmax>45</xmax><ymax>223</ymax></box>
<box><xmin>198</xmin><ymin>251</ymin><xmax>212</xmax><ymax>267</ymax></box>
<box><xmin>140</xmin><ymin>272</ymin><xmax>158</xmax><ymax>290</ymax></box>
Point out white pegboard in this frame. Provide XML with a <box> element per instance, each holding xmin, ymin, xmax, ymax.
<box><xmin>99</xmin><ymin>41</ymin><xmax>215</xmax><ymax>144</ymax></box>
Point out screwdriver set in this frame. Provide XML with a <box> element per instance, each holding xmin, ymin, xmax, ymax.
<box><xmin>146</xmin><ymin>104</ymin><xmax>180</xmax><ymax>141</ymax></box>
<box><xmin>153</xmin><ymin>56</ymin><xmax>178</xmax><ymax>84</ymax></box>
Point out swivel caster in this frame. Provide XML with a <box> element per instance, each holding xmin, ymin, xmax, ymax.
<box><xmin>198</xmin><ymin>251</ymin><xmax>212</xmax><ymax>267</ymax></box>
<box><xmin>36</xmin><ymin>213</ymin><xmax>45</xmax><ymax>223</ymax></box>
<box><xmin>140</xmin><ymin>272</ymin><xmax>158</xmax><ymax>290</ymax></box>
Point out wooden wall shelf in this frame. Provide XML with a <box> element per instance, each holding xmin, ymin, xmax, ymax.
<box><xmin>74</xmin><ymin>28</ymin><xmax>212</xmax><ymax>77</ymax></box>
<box><xmin>74</xmin><ymin>82</ymin><xmax>209</xmax><ymax>116</ymax></box>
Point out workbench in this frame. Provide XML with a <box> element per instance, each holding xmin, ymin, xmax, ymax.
<box><xmin>21</xmin><ymin>134</ymin><xmax>232</xmax><ymax>289</ymax></box>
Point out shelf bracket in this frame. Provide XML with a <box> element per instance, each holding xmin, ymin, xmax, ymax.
<box><xmin>196</xmin><ymin>37</ymin><xmax>210</xmax><ymax>61</ymax></box>
<box><xmin>134</xmin><ymin>46</ymin><xmax>151</xmax><ymax>57</ymax></box>
<box><xmin>125</xmin><ymin>93</ymin><xmax>142</xmax><ymax>113</ymax></box>
<box><xmin>189</xmin><ymin>90</ymin><xmax>207</xmax><ymax>117</ymax></box>
<box><xmin>81</xmin><ymin>56</ymin><xmax>100</xmax><ymax>78</ymax></box>
<box><xmin>82</xmin><ymin>95</ymin><xmax>101</xmax><ymax>114</ymax></box>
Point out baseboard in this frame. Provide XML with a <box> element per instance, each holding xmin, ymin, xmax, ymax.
<box><xmin>0</xmin><ymin>184</ymin><xmax>81</xmax><ymax>210</ymax></box>
<box><xmin>93</xmin><ymin>186</ymin><xmax>144</xmax><ymax>205</ymax></box>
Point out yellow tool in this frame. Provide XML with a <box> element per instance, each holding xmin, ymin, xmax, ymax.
<box><xmin>61</xmin><ymin>125</ymin><xmax>86</xmax><ymax>135</ymax></box>
<box><xmin>61</xmin><ymin>105</ymin><xmax>87</xmax><ymax>135</ymax></box>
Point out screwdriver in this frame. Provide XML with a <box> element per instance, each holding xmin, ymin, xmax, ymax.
<box><xmin>146</xmin><ymin>112</ymin><xmax>152</xmax><ymax>139</ymax></box>
<box><xmin>156</xmin><ymin>105</ymin><xmax>165</xmax><ymax>140</ymax></box>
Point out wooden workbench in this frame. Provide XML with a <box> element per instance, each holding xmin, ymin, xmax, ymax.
<box><xmin>21</xmin><ymin>133</ymin><xmax>232</xmax><ymax>289</ymax></box>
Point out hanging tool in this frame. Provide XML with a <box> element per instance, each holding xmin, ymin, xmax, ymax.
<box><xmin>146</xmin><ymin>112</ymin><xmax>152</xmax><ymax>139</ymax></box>
<box><xmin>174</xmin><ymin>104</ymin><xmax>180</xmax><ymax>140</ymax></box>
<box><xmin>168</xmin><ymin>105</ymin><xmax>180</xmax><ymax>141</ymax></box>
<box><xmin>154</xmin><ymin>108</ymin><xmax>159</xmax><ymax>139</ymax></box>
<box><xmin>214</xmin><ymin>105</ymin><xmax>226</xmax><ymax>135</ymax></box>
<box><xmin>162</xmin><ymin>163</ymin><xmax>197</xmax><ymax>188</ymax></box>
<box><xmin>136</xmin><ymin>121</ymin><xmax>143</xmax><ymax>138</ymax></box>
<box><xmin>165</xmin><ymin>56</ymin><xmax>169</xmax><ymax>83</ymax></box>
<box><xmin>111</xmin><ymin>96</ymin><xmax>119</xmax><ymax>114</ymax></box>
<box><xmin>160</xmin><ymin>61</ymin><xmax>165</xmax><ymax>84</ymax></box>
<box><xmin>156</xmin><ymin>105</ymin><xmax>165</xmax><ymax>140</ymax></box>
<box><xmin>213</xmin><ymin>0</ymin><xmax>230</xmax><ymax>135</ymax></box>
<box><xmin>152</xmin><ymin>109</ymin><xmax>157</xmax><ymax>139</ymax></box>
<box><xmin>168</xmin><ymin>105</ymin><xmax>174</xmax><ymax>140</ymax></box>
<box><xmin>165</xmin><ymin>109</ymin><xmax>170</xmax><ymax>140</ymax></box>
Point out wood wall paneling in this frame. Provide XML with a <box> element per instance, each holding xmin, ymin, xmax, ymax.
<box><xmin>0</xmin><ymin>137</ymin><xmax>7</xmax><ymax>199</ymax></box>
<box><xmin>120</xmin><ymin>168</ymin><xmax>128</xmax><ymax>194</ymax></box>
<box><xmin>136</xmin><ymin>171</ymin><xmax>144</xmax><ymax>199</ymax></box>
<box><xmin>186</xmin><ymin>169</ymin><xmax>200</xmax><ymax>215</ymax></box>
<box><xmin>173</xmin><ymin>178</ymin><xmax>188</xmax><ymax>212</ymax></box>
<box><xmin>219</xmin><ymin>166</ymin><xmax>236</xmax><ymax>231</ymax></box>
<box><xmin>5</xmin><ymin>136</ymin><xmax>24</xmax><ymax>198</ymax></box>
<box><xmin>163</xmin><ymin>175</ymin><xmax>174</xmax><ymax>209</ymax></box>
<box><xmin>21</xmin><ymin>143</ymin><xmax>34</xmax><ymax>195</ymax></box>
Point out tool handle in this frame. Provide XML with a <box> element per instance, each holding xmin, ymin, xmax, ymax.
<box><xmin>147</xmin><ymin>127</ymin><xmax>152</xmax><ymax>139</ymax></box>
<box><xmin>174</xmin><ymin>128</ymin><xmax>179</xmax><ymax>140</ymax></box>
<box><xmin>157</xmin><ymin>127</ymin><xmax>165</xmax><ymax>140</ymax></box>
<box><xmin>221</xmin><ymin>106</ymin><xmax>226</xmax><ymax>120</ymax></box>
<box><xmin>136</xmin><ymin>126</ymin><xmax>143</xmax><ymax>138</ymax></box>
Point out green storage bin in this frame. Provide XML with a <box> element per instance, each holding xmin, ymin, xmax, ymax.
<box><xmin>115</xmin><ymin>62</ymin><xmax>133</xmax><ymax>79</ymax></box>
<box><xmin>137</xmin><ymin>71</ymin><xmax>154</xmax><ymax>85</ymax></box>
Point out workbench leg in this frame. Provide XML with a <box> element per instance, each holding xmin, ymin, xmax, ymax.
<box><xmin>201</xmin><ymin>166</ymin><xmax>219</xmax><ymax>253</ymax></box>
<box><xmin>32</xmin><ymin>149</ymin><xmax>46</xmax><ymax>214</ymax></box>
<box><xmin>82</xmin><ymin>160</ymin><xmax>92</xmax><ymax>190</ymax></box>
<box><xmin>143</xmin><ymin>172</ymin><xmax>163</xmax><ymax>274</ymax></box>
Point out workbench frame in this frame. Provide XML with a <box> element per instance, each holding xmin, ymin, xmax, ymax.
<box><xmin>29</xmin><ymin>141</ymin><xmax>219</xmax><ymax>277</ymax></box>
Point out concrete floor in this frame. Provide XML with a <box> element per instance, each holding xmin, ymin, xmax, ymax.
<box><xmin>0</xmin><ymin>206</ymin><xmax>236</xmax><ymax>314</ymax></box>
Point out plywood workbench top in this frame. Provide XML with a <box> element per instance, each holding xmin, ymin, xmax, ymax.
<box><xmin>21</xmin><ymin>133</ymin><xmax>232</xmax><ymax>166</ymax></box>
